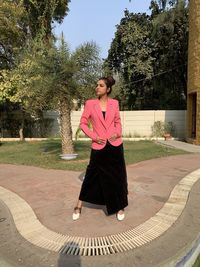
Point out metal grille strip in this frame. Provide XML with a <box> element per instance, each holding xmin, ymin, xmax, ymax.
<box><xmin>0</xmin><ymin>168</ymin><xmax>200</xmax><ymax>256</ymax></box>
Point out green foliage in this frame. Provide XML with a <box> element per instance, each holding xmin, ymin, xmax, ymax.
<box><xmin>71</xmin><ymin>41</ymin><xmax>102</xmax><ymax>102</ymax></box>
<box><xmin>0</xmin><ymin>0</ymin><xmax>73</xmax><ymax>143</ymax></box>
<box><xmin>0</xmin><ymin>0</ymin><xmax>72</xmax><ymax>136</ymax></box>
<box><xmin>164</xmin><ymin>121</ymin><xmax>176</xmax><ymax>135</ymax></box>
<box><xmin>22</xmin><ymin>0</ymin><xmax>70</xmax><ymax>38</ymax></box>
<box><xmin>106</xmin><ymin>10</ymin><xmax>153</xmax><ymax>110</ymax></box>
<box><xmin>0</xmin><ymin>0</ymin><xmax>70</xmax><ymax>69</ymax></box>
<box><xmin>0</xmin><ymin>111</ymin><xmax>53</xmax><ymax>138</ymax></box>
<box><xmin>75</xmin><ymin>121</ymin><xmax>93</xmax><ymax>141</ymax></box>
<box><xmin>0</xmin><ymin>140</ymin><xmax>187</xmax><ymax>171</ymax></box>
<box><xmin>151</xmin><ymin>121</ymin><xmax>165</xmax><ymax>137</ymax></box>
<box><xmin>1</xmin><ymin>33</ymin><xmax>101</xmax><ymax>111</ymax></box>
<box><xmin>0</xmin><ymin>0</ymin><xmax>28</xmax><ymax>69</ymax></box>
<box><xmin>151</xmin><ymin>120</ymin><xmax>176</xmax><ymax>137</ymax></box>
<box><xmin>193</xmin><ymin>253</ymin><xmax>200</xmax><ymax>267</ymax></box>
<box><xmin>106</xmin><ymin>0</ymin><xmax>188</xmax><ymax>110</ymax></box>
<box><xmin>150</xmin><ymin>0</ymin><xmax>188</xmax><ymax>109</ymax></box>
<box><xmin>0</xmin><ymin>38</ymin><xmax>47</xmax><ymax>113</ymax></box>
<box><xmin>0</xmin><ymin>0</ymin><xmax>71</xmax><ymax>97</ymax></box>
<box><xmin>0</xmin><ymin>34</ymin><xmax>102</xmax><ymax>148</ymax></box>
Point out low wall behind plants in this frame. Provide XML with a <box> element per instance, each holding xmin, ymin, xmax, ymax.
<box><xmin>44</xmin><ymin>110</ymin><xmax>187</xmax><ymax>139</ymax></box>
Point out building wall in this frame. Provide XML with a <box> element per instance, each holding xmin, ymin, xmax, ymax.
<box><xmin>187</xmin><ymin>0</ymin><xmax>200</xmax><ymax>144</ymax></box>
<box><xmin>44</xmin><ymin>110</ymin><xmax>187</xmax><ymax>139</ymax></box>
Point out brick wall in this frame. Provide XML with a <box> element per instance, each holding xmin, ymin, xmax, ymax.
<box><xmin>187</xmin><ymin>0</ymin><xmax>200</xmax><ymax>144</ymax></box>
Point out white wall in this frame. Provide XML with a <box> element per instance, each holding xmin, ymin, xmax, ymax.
<box><xmin>121</xmin><ymin>110</ymin><xmax>186</xmax><ymax>138</ymax></box>
<box><xmin>44</xmin><ymin>110</ymin><xmax>187</xmax><ymax>139</ymax></box>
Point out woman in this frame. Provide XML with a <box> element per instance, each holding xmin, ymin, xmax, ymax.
<box><xmin>73</xmin><ymin>76</ymin><xmax>128</xmax><ymax>221</ymax></box>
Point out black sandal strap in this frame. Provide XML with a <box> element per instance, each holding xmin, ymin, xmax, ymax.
<box><xmin>74</xmin><ymin>207</ymin><xmax>82</xmax><ymax>213</ymax></box>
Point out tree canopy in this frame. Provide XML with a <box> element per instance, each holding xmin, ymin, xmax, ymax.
<box><xmin>22</xmin><ymin>0</ymin><xmax>70</xmax><ymax>38</ymax></box>
<box><xmin>0</xmin><ymin>1</ymin><xmax>28</xmax><ymax>70</ymax></box>
<box><xmin>105</xmin><ymin>0</ymin><xmax>188</xmax><ymax>110</ymax></box>
<box><xmin>0</xmin><ymin>0</ymin><xmax>71</xmax><ymax>71</ymax></box>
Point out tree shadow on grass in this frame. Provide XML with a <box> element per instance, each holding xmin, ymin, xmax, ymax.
<box><xmin>39</xmin><ymin>140</ymin><xmax>91</xmax><ymax>157</ymax></box>
<box><xmin>39</xmin><ymin>139</ymin><xmax>62</xmax><ymax>154</ymax></box>
<box><xmin>74</xmin><ymin>141</ymin><xmax>91</xmax><ymax>152</ymax></box>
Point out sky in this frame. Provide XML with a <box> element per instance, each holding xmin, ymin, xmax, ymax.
<box><xmin>54</xmin><ymin>0</ymin><xmax>151</xmax><ymax>59</ymax></box>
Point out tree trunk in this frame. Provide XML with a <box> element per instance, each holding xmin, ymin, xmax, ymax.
<box><xmin>59</xmin><ymin>97</ymin><xmax>74</xmax><ymax>154</ymax></box>
<box><xmin>37</xmin><ymin>110</ymin><xmax>45</xmax><ymax>137</ymax></box>
<box><xmin>19</xmin><ymin>109</ymin><xmax>25</xmax><ymax>141</ymax></box>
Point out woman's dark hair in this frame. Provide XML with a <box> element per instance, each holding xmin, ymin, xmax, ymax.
<box><xmin>99</xmin><ymin>76</ymin><xmax>115</xmax><ymax>95</ymax></box>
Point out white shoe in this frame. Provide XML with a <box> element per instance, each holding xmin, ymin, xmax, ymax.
<box><xmin>116</xmin><ymin>211</ymin><xmax>125</xmax><ymax>221</ymax></box>
<box><xmin>72</xmin><ymin>207</ymin><xmax>81</xmax><ymax>220</ymax></box>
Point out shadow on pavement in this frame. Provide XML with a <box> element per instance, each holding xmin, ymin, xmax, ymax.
<box><xmin>58</xmin><ymin>241</ymin><xmax>81</xmax><ymax>267</ymax></box>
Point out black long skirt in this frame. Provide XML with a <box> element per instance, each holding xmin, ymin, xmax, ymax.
<box><xmin>79</xmin><ymin>141</ymin><xmax>128</xmax><ymax>215</ymax></box>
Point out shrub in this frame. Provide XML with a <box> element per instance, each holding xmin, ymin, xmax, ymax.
<box><xmin>151</xmin><ymin>121</ymin><xmax>165</xmax><ymax>137</ymax></box>
<box><xmin>151</xmin><ymin>121</ymin><xmax>176</xmax><ymax>137</ymax></box>
<box><xmin>164</xmin><ymin>121</ymin><xmax>176</xmax><ymax>136</ymax></box>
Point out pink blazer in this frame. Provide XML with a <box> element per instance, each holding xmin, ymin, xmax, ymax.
<box><xmin>80</xmin><ymin>98</ymin><xmax>123</xmax><ymax>150</ymax></box>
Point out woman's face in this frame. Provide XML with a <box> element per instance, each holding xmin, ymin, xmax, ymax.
<box><xmin>95</xmin><ymin>79</ymin><xmax>110</xmax><ymax>97</ymax></box>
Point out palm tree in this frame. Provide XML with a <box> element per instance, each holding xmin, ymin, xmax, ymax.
<box><xmin>41</xmin><ymin>35</ymin><xmax>102</xmax><ymax>154</ymax></box>
<box><xmin>3</xmin><ymin>34</ymin><xmax>101</xmax><ymax>154</ymax></box>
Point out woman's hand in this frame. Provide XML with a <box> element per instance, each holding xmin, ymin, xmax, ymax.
<box><xmin>108</xmin><ymin>133</ymin><xmax>118</xmax><ymax>142</ymax></box>
<box><xmin>96</xmin><ymin>136</ymin><xmax>106</xmax><ymax>144</ymax></box>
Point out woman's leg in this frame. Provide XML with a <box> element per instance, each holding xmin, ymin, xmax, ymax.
<box><xmin>72</xmin><ymin>200</ymin><xmax>82</xmax><ymax>220</ymax></box>
<box><xmin>74</xmin><ymin>200</ymin><xmax>82</xmax><ymax>211</ymax></box>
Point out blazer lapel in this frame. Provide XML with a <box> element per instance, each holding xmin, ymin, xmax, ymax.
<box><xmin>94</xmin><ymin>100</ymin><xmax>107</xmax><ymax>128</ymax></box>
<box><xmin>105</xmin><ymin>99</ymin><xmax>115</xmax><ymax>128</ymax></box>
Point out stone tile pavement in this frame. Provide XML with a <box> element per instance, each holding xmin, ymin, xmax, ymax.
<box><xmin>0</xmin><ymin>140</ymin><xmax>200</xmax><ymax>266</ymax></box>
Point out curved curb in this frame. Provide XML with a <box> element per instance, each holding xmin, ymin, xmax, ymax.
<box><xmin>173</xmin><ymin>233</ymin><xmax>200</xmax><ymax>267</ymax></box>
<box><xmin>0</xmin><ymin>169</ymin><xmax>200</xmax><ymax>256</ymax></box>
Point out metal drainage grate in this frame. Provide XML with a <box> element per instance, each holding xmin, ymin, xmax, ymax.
<box><xmin>58</xmin><ymin>222</ymin><xmax>169</xmax><ymax>256</ymax></box>
<box><xmin>1</xmin><ymin>168</ymin><xmax>200</xmax><ymax>256</ymax></box>
<box><xmin>59</xmin><ymin>238</ymin><xmax>122</xmax><ymax>256</ymax></box>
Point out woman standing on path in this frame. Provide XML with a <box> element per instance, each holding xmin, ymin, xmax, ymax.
<box><xmin>72</xmin><ymin>76</ymin><xmax>128</xmax><ymax>221</ymax></box>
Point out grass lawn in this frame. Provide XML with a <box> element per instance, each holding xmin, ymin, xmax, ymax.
<box><xmin>193</xmin><ymin>254</ymin><xmax>200</xmax><ymax>267</ymax></box>
<box><xmin>0</xmin><ymin>139</ymin><xmax>188</xmax><ymax>171</ymax></box>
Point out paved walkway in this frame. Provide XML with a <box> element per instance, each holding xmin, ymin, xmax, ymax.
<box><xmin>157</xmin><ymin>139</ymin><xmax>200</xmax><ymax>153</ymax></box>
<box><xmin>0</xmin><ymin>141</ymin><xmax>200</xmax><ymax>266</ymax></box>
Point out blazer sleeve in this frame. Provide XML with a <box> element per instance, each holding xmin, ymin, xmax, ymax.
<box><xmin>80</xmin><ymin>101</ymin><xmax>97</xmax><ymax>141</ymax></box>
<box><xmin>114</xmin><ymin>101</ymin><xmax>122</xmax><ymax>137</ymax></box>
